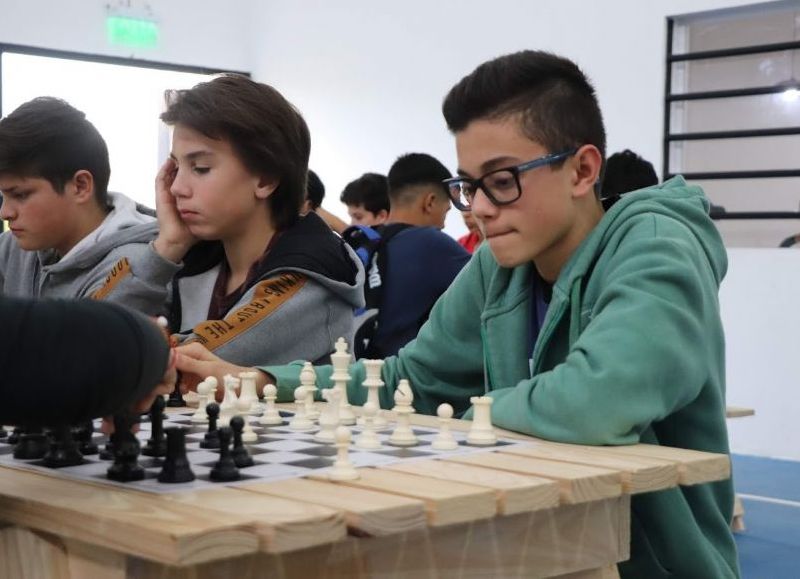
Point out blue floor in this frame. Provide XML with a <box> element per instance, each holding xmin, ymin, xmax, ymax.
<box><xmin>732</xmin><ymin>454</ymin><xmax>800</xmax><ymax>579</ymax></box>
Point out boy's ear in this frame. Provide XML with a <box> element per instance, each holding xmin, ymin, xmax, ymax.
<box><xmin>70</xmin><ymin>170</ymin><xmax>95</xmax><ymax>204</ymax></box>
<box><xmin>255</xmin><ymin>176</ymin><xmax>279</xmax><ymax>200</ymax></box>
<box><xmin>422</xmin><ymin>191</ymin><xmax>438</xmax><ymax>213</ymax></box>
<box><xmin>571</xmin><ymin>145</ymin><xmax>603</xmax><ymax>199</ymax></box>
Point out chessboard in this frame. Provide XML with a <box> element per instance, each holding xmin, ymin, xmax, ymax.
<box><xmin>0</xmin><ymin>408</ymin><xmax>525</xmax><ymax>494</ymax></box>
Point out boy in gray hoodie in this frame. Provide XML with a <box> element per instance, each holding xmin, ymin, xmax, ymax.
<box><xmin>0</xmin><ymin>97</ymin><xmax>178</xmax><ymax>314</ymax></box>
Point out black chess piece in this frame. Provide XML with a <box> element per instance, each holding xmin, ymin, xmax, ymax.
<box><xmin>157</xmin><ymin>427</ymin><xmax>195</xmax><ymax>483</ymax></box>
<box><xmin>166</xmin><ymin>372</ymin><xmax>186</xmax><ymax>407</ymax></box>
<box><xmin>209</xmin><ymin>427</ymin><xmax>240</xmax><ymax>482</ymax></box>
<box><xmin>43</xmin><ymin>424</ymin><xmax>83</xmax><ymax>468</ymax></box>
<box><xmin>99</xmin><ymin>437</ymin><xmax>115</xmax><ymax>460</ymax></box>
<box><xmin>106</xmin><ymin>415</ymin><xmax>145</xmax><ymax>482</ymax></box>
<box><xmin>229</xmin><ymin>416</ymin><xmax>254</xmax><ymax>468</ymax></box>
<box><xmin>73</xmin><ymin>421</ymin><xmax>99</xmax><ymax>455</ymax></box>
<box><xmin>13</xmin><ymin>426</ymin><xmax>48</xmax><ymax>459</ymax></box>
<box><xmin>142</xmin><ymin>396</ymin><xmax>167</xmax><ymax>457</ymax></box>
<box><xmin>199</xmin><ymin>403</ymin><xmax>221</xmax><ymax>450</ymax></box>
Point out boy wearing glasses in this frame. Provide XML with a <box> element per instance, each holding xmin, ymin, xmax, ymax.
<box><xmin>175</xmin><ymin>51</ymin><xmax>739</xmax><ymax>578</ymax></box>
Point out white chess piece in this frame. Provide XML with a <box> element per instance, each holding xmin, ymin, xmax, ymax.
<box><xmin>205</xmin><ymin>376</ymin><xmax>219</xmax><ymax>405</ymax></box>
<box><xmin>330</xmin><ymin>337</ymin><xmax>356</xmax><ymax>425</ymax></box>
<box><xmin>238</xmin><ymin>371</ymin><xmax>260</xmax><ymax>412</ymax></box>
<box><xmin>289</xmin><ymin>386</ymin><xmax>314</xmax><ymax>431</ymax></box>
<box><xmin>431</xmin><ymin>403</ymin><xmax>458</xmax><ymax>450</ymax></box>
<box><xmin>314</xmin><ymin>388</ymin><xmax>340</xmax><ymax>444</ymax></box>
<box><xmin>328</xmin><ymin>426</ymin><xmax>359</xmax><ymax>481</ymax></box>
<box><xmin>466</xmin><ymin>396</ymin><xmax>497</xmax><ymax>446</ymax></box>
<box><xmin>300</xmin><ymin>362</ymin><xmax>320</xmax><ymax>421</ymax></box>
<box><xmin>388</xmin><ymin>380</ymin><xmax>418</xmax><ymax>446</ymax></box>
<box><xmin>354</xmin><ymin>401</ymin><xmax>382</xmax><ymax>450</ymax></box>
<box><xmin>219</xmin><ymin>374</ymin><xmax>240</xmax><ymax>427</ymax></box>
<box><xmin>359</xmin><ymin>359</ymin><xmax>387</xmax><ymax>427</ymax></box>
<box><xmin>236</xmin><ymin>398</ymin><xmax>258</xmax><ymax>442</ymax></box>
<box><xmin>259</xmin><ymin>383</ymin><xmax>283</xmax><ymax>425</ymax></box>
<box><xmin>191</xmin><ymin>379</ymin><xmax>211</xmax><ymax>423</ymax></box>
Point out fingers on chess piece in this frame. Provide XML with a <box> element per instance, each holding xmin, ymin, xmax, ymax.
<box><xmin>157</xmin><ymin>427</ymin><xmax>195</xmax><ymax>483</ymax></box>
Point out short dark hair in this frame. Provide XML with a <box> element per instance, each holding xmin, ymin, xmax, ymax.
<box><xmin>387</xmin><ymin>153</ymin><xmax>451</xmax><ymax>206</ymax></box>
<box><xmin>601</xmin><ymin>149</ymin><xmax>658</xmax><ymax>198</ymax></box>
<box><xmin>340</xmin><ymin>172</ymin><xmax>390</xmax><ymax>214</ymax></box>
<box><xmin>442</xmin><ymin>50</ymin><xmax>606</xmax><ymax>195</ymax></box>
<box><xmin>0</xmin><ymin>97</ymin><xmax>111</xmax><ymax>206</ymax></box>
<box><xmin>306</xmin><ymin>170</ymin><xmax>325</xmax><ymax>209</ymax></box>
<box><xmin>161</xmin><ymin>74</ymin><xmax>310</xmax><ymax>231</ymax></box>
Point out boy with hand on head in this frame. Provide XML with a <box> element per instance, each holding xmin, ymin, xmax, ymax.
<box><xmin>340</xmin><ymin>172</ymin><xmax>390</xmax><ymax>227</ymax></box>
<box><xmin>176</xmin><ymin>52</ymin><xmax>739</xmax><ymax>577</ymax></box>
<box><xmin>0</xmin><ymin>98</ymin><xmax>175</xmax><ymax>314</ymax></box>
<box><xmin>153</xmin><ymin>75</ymin><xmax>363</xmax><ymax>375</ymax></box>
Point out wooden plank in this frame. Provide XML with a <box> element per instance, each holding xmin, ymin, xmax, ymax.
<box><xmin>308</xmin><ymin>468</ymin><xmax>496</xmax><ymax>527</ymax></box>
<box><xmin>239</xmin><ymin>478</ymin><xmax>427</xmax><ymax>537</ymax></box>
<box><xmin>166</xmin><ymin>487</ymin><xmax>345</xmax><ymax>553</ymax></box>
<box><xmin>382</xmin><ymin>459</ymin><xmax>560</xmax><ymax>515</ymax></box>
<box><xmin>499</xmin><ymin>443</ymin><xmax>679</xmax><ymax>494</ymax></box>
<box><xmin>443</xmin><ymin>453</ymin><xmax>621</xmax><ymax>504</ymax></box>
<box><xmin>559</xmin><ymin>443</ymin><xmax>732</xmax><ymax>486</ymax></box>
<box><xmin>0</xmin><ymin>467</ymin><xmax>258</xmax><ymax>565</ymax></box>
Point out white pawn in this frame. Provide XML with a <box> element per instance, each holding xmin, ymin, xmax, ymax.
<box><xmin>314</xmin><ymin>388</ymin><xmax>340</xmax><ymax>444</ymax></box>
<box><xmin>328</xmin><ymin>426</ymin><xmax>359</xmax><ymax>481</ymax></box>
<box><xmin>236</xmin><ymin>398</ymin><xmax>258</xmax><ymax>442</ymax></box>
<box><xmin>191</xmin><ymin>379</ymin><xmax>211</xmax><ymax>423</ymax></box>
<box><xmin>466</xmin><ymin>396</ymin><xmax>497</xmax><ymax>446</ymax></box>
<box><xmin>205</xmin><ymin>376</ymin><xmax>219</xmax><ymax>404</ymax></box>
<box><xmin>259</xmin><ymin>383</ymin><xmax>283</xmax><ymax>425</ymax></box>
<box><xmin>354</xmin><ymin>401</ymin><xmax>382</xmax><ymax>450</ymax></box>
<box><xmin>300</xmin><ymin>362</ymin><xmax>320</xmax><ymax>421</ymax></box>
<box><xmin>219</xmin><ymin>374</ymin><xmax>240</xmax><ymax>427</ymax></box>
<box><xmin>388</xmin><ymin>380</ymin><xmax>418</xmax><ymax>447</ymax></box>
<box><xmin>431</xmin><ymin>403</ymin><xmax>458</xmax><ymax>450</ymax></box>
<box><xmin>289</xmin><ymin>386</ymin><xmax>314</xmax><ymax>431</ymax></box>
<box><xmin>238</xmin><ymin>371</ymin><xmax>260</xmax><ymax>412</ymax></box>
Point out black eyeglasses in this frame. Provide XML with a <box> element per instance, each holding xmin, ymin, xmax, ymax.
<box><xmin>443</xmin><ymin>148</ymin><xmax>579</xmax><ymax>211</ymax></box>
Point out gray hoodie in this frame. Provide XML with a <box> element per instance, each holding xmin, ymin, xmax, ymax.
<box><xmin>0</xmin><ymin>192</ymin><xmax>179</xmax><ymax>315</ymax></box>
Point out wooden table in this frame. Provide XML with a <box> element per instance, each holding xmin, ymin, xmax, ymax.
<box><xmin>0</xmin><ymin>411</ymin><xmax>730</xmax><ymax>579</ymax></box>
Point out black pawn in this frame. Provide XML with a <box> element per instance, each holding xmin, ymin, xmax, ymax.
<box><xmin>157</xmin><ymin>427</ymin><xmax>195</xmax><ymax>483</ymax></box>
<box><xmin>73</xmin><ymin>421</ymin><xmax>99</xmax><ymax>455</ymax></box>
<box><xmin>106</xmin><ymin>415</ymin><xmax>145</xmax><ymax>482</ymax></box>
<box><xmin>229</xmin><ymin>416</ymin><xmax>254</xmax><ymax>468</ymax></box>
<box><xmin>13</xmin><ymin>426</ymin><xmax>48</xmax><ymax>459</ymax></box>
<box><xmin>43</xmin><ymin>425</ymin><xmax>83</xmax><ymax>468</ymax></box>
<box><xmin>167</xmin><ymin>372</ymin><xmax>186</xmax><ymax>407</ymax></box>
<box><xmin>99</xmin><ymin>437</ymin><xmax>115</xmax><ymax>460</ymax></box>
<box><xmin>209</xmin><ymin>427</ymin><xmax>240</xmax><ymax>482</ymax></box>
<box><xmin>199</xmin><ymin>403</ymin><xmax>221</xmax><ymax>449</ymax></box>
<box><xmin>142</xmin><ymin>396</ymin><xmax>167</xmax><ymax>457</ymax></box>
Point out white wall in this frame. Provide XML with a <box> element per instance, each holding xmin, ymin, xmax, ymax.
<box><xmin>720</xmin><ymin>249</ymin><xmax>800</xmax><ymax>461</ymax></box>
<box><xmin>250</xmin><ymin>0</ymin><xmax>763</xmax><ymax>236</ymax></box>
<box><xmin>0</xmin><ymin>0</ymin><xmax>251</xmax><ymax>72</ymax></box>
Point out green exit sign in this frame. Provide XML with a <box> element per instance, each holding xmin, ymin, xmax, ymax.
<box><xmin>106</xmin><ymin>16</ymin><xmax>159</xmax><ymax>49</ymax></box>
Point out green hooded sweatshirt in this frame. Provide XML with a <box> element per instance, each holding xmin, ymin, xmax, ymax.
<box><xmin>263</xmin><ymin>176</ymin><xmax>740</xmax><ymax>578</ymax></box>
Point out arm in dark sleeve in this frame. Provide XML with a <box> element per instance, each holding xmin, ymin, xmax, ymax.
<box><xmin>0</xmin><ymin>297</ymin><xmax>170</xmax><ymax>425</ymax></box>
